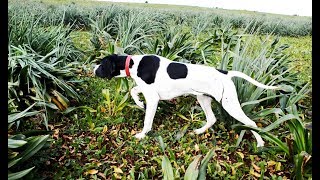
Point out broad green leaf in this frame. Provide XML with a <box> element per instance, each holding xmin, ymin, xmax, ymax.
<box><xmin>262</xmin><ymin>133</ymin><xmax>289</xmax><ymax>155</ymax></box>
<box><xmin>35</xmin><ymin>101</ymin><xmax>59</xmax><ymax>110</ymax></box>
<box><xmin>9</xmin><ymin>134</ymin><xmax>26</xmax><ymax>140</ymax></box>
<box><xmin>129</xmin><ymin>167</ymin><xmax>135</xmax><ymax>179</ymax></box>
<box><xmin>62</xmin><ymin>106</ymin><xmax>97</xmax><ymax>114</ymax></box>
<box><xmin>8</xmin><ymin>103</ymin><xmax>37</xmax><ymax>123</ymax></box>
<box><xmin>8</xmin><ymin>167</ymin><xmax>34</xmax><ymax>180</ymax></box>
<box><xmin>262</xmin><ymin>114</ymin><xmax>298</xmax><ymax>132</ymax></box>
<box><xmin>176</xmin><ymin>113</ymin><xmax>189</xmax><ymax>121</ymax></box>
<box><xmin>184</xmin><ymin>155</ymin><xmax>202</xmax><ymax>180</ymax></box>
<box><xmin>116</xmin><ymin>92</ymin><xmax>130</xmax><ymax>113</ymax></box>
<box><xmin>294</xmin><ymin>151</ymin><xmax>309</xmax><ymax>180</ymax></box>
<box><xmin>8</xmin><ymin>139</ymin><xmax>27</xmax><ymax>148</ymax></box>
<box><xmin>255</xmin><ymin>108</ymin><xmax>284</xmax><ymax>118</ymax></box>
<box><xmin>102</xmin><ymin>89</ymin><xmax>111</xmax><ymax>112</ymax></box>
<box><xmin>162</xmin><ymin>156</ymin><xmax>174</xmax><ymax>180</ymax></box>
<box><xmin>277</xmin><ymin>84</ymin><xmax>295</xmax><ymax>92</ymax></box>
<box><xmin>157</xmin><ymin>136</ymin><xmax>166</xmax><ymax>153</ymax></box>
<box><xmin>198</xmin><ymin>150</ymin><xmax>215</xmax><ymax>180</ymax></box>
<box><xmin>241</xmin><ymin>94</ymin><xmax>283</xmax><ymax>107</ymax></box>
<box><xmin>8</xmin><ymin>158</ymin><xmax>22</xmax><ymax>168</ymax></box>
<box><xmin>38</xmin><ymin>48</ymin><xmax>59</xmax><ymax>62</ymax></box>
<box><xmin>233</xmin><ymin>125</ymin><xmax>289</xmax><ymax>154</ymax></box>
<box><xmin>235</xmin><ymin>130</ymin><xmax>245</xmax><ymax>147</ymax></box>
<box><xmin>16</xmin><ymin>135</ymin><xmax>49</xmax><ymax>163</ymax></box>
<box><xmin>232</xmin><ymin>124</ymin><xmax>262</xmax><ymax>133</ymax></box>
<box><xmin>52</xmin><ymin>90</ymin><xmax>70</xmax><ymax>109</ymax></box>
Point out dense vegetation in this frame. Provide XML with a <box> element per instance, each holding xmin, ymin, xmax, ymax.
<box><xmin>8</xmin><ymin>0</ymin><xmax>312</xmax><ymax>179</ymax></box>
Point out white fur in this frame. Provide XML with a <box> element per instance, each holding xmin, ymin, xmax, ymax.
<box><xmin>95</xmin><ymin>55</ymin><xmax>278</xmax><ymax>147</ymax></box>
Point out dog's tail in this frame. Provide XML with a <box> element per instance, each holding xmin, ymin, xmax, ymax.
<box><xmin>227</xmin><ymin>71</ymin><xmax>279</xmax><ymax>90</ymax></box>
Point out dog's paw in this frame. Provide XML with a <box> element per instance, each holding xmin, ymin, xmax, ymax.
<box><xmin>194</xmin><ymin>128</ymin><xmax>205</xmax><ymax>134</ymax></box>
<box><xmin>133</xmin><ymin>100</ymin><xmax>144</xmax><ymax>109</ymax></box>
<box><xmin>136</xmin><ymin>101</ymin><xmax>145</xmax><ymax>109</ymax></box>
<box><xmin>257</xmin><ymin>140</ymin><xmax>265</xmax><ymax>147</ymax></box>
<box><xmin>134</xmin><ymin>132</ymin><xmax>146</xmax><ymax>139</ymax></box>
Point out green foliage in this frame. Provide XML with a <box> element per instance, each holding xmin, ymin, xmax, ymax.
<box><xmin>159</xmin><ymin>136</ymin><xmax>215</xmax><ymax>179</ymax></box>
<box><xmin>280</xmin><ymin>36</ymin><xmax>312</xmax><ymax>83</ymax></box>
<box><xmin>9</xmin><ymin>0</ymin><xmax>312</xmax><ymax>37</ymax></box>
<box><xmin>142</xmin><ymin>26</ymin><xmax>193</xmax><ymax>61</ymax></box>
<box><xmin>184</xmin><ymin>155</ymin><xmax>201</xmax><ymax>180</ymax></box>
<box><xmin>8</xmin><ymin>1</ymin><xmax>86</xmax><ymax>178</ymax></box>
<box><xmin>233</xmin><ymin>105</ymin><xmax>312</xmax><ymax>179</ymax></box>
<box><xmin>115</xmin><ymin>11</ymin><xmax>162</xmax><ymax>54</ymax></box>
<box><xmin>162</xmin><ymin>155</ymin><xmax>174</xmax><ymax>180</ymax></box>
<box><xmin>8</xmin><ymin>133</ymin><xmax>49</xmax><ymax>179</ymax></box>
<box><xmin>100</xmin><ymin>79</ymin><xmax>131</xmax><ymax>117</ymax></box>
<box><xmin>228</xmin><ymin>37</ymin><xmax>312</xmax><ymax>178</ymax></box>
<box><xmin>8</xmin><ymin>95</ymin><xmax>51</xmax><ymax>179</ymax></box>
<box><xmin>8</xmin><ymin>44</ymin><xmax>80</xmax><ymax>129</ymax></box>
<box><xmin>8</xmin><ymin>1</ymin><xmax>85</xmax><ymax>130</ymax></box>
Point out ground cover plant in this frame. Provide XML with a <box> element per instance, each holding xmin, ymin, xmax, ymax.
<box><xmin>8</xmin><ymin>0</ymin><xmax>312</xmax><ymax>179</ymax></box>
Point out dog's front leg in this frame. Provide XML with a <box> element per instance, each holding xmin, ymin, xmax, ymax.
<box><xmin>134</xmin><ymin>91</ymin><xmax>159</xmax><ymax>139</ymax></box>
<box><xmin>130</xmin><ymin>86</ymin><xmax>145</xmax><ymax>109</ymax></box>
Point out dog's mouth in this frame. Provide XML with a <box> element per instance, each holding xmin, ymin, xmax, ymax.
<box><xmin>92</xmin><ymin>64</ymin><xmax>100</xmax><ymax>77</ymax></box>
<box><xmin>93</xmin><ymin>64</ymin><xmax>111</xmax><ymax>79</ymax></box>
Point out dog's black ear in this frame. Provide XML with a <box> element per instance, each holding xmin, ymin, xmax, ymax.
<box><xmin>107</xmin><ymin>54</ymin><xmax>118</xmax><ymax>63</ymax></box>
<box><xmin>101</xmin><ymin>54</ymin><xmax>118</xmax><ymax>79</ymax></box>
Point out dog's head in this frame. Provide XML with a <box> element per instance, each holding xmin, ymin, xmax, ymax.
<box><xmin>93</xmin><ymin>54</ymin><xmax>119</xmax><ymax>79</ymax></box>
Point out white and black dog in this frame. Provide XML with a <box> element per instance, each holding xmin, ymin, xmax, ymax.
<box><xmin>94</xmin><ymin>54</ymin><xmax>279</xmax><ymax>147</ymax></box>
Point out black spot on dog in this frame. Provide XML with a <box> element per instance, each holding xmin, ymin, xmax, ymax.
<box><xmin>137</xmin><ymin>55</ymin><xmax>160</xmax><ymax>84</ymax></box>
<box><xmin>217</xmin><ymin>69</ymin><xmax>228</xmax><ymax>74</ymax></box>
<box><xmin>167</xmin><ymin>63</ymin><xmax>188</xmax><ymax>79</ymax></box>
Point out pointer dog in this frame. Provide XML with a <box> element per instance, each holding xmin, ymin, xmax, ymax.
<box><xmin>94</xmin><ymin>54</ymin><xmax>279</xmax><ymax>147</ymax></box>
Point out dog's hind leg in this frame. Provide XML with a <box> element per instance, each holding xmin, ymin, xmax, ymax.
<box><xmin>220</xmin><ymin>81</ymin><xmax>265</xmax><ymax>147</ymax></box>
<box><xmin>134</xmin><ymin>91</ymin><xmax>159</xmax><ymax>139</ymax></box>
<box><xmin>130</xmin><ymin>86</ymin><xmax>144</xmax><ymax>109</ymax></box>
<box><xmin>194</xmin><ymin>95</ymin><xmax>217</xmax><ymax>134</ymax></box>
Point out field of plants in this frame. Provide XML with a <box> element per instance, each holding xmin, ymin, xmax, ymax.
<box><xmin>8</xmin><ymin>0</ymin><xmax>312</xmax><ymax>179</ymax></box>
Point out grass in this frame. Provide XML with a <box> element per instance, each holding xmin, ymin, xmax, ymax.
<box><xmin>70</xmin><ymin>31</ymin><xmax>93</xmax><ymax>52</ymax></box>
<box><xmin>25</xmin><ymin>78</ymin><xmax>294</xmax><ymax>179</ymax></box>
<box><xmin>280</xmin><ymin>36</ymin><xmax>312</xmax><ymax>83</ymax></box>
<box><xmin>238</xmin><ymin>34</ymin><xmax>312</xmax><ymax>85</ymax></box>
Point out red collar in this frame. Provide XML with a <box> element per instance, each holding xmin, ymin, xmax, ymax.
<box><xmin>125</xmin><ymin>55</ymin><xmax>132</xmax><ymax>77</ymax></box>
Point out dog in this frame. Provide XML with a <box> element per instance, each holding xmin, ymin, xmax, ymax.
<box><xmin>94</xmin><ymin>54</ymin><xmax>279</xmax><ymax>147</ymax></box>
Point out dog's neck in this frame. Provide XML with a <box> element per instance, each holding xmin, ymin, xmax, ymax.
<box><xmin>125</xmin><ymin>55</ymin><xmax>132</xmax><ymax>77</ymax></box>
<box><xmin>114</xmin><ymin>55</ymin><xmax>134</xmax><ymax>77</ymax></box>
<box><xmin>115</xmin><ymin>56</ymin><xmax>129</xmax><ymax>70</ymax></box>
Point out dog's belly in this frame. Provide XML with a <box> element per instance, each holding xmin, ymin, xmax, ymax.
<box><xmin>157</xmin><ymin>88</ymin><xmax>203</xmax><ymax>100</ymax></box>
<box><xmin>155</xmin><ymin>79</ymin><xmax>222</xmax><ymax>100</ymax></box>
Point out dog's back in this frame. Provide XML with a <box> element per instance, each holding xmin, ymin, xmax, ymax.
<box><xmin>129</xmin><ymin>55</ymin><xmax>227</xmax><ymax>100</ymax></box>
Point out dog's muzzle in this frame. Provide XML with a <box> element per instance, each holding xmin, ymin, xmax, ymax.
<box><xmin>92</xmin><ymin>64</ymin><xmax>99</xmax><ymax>76</ymax></box>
